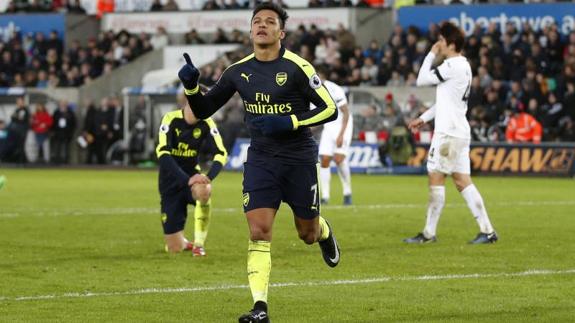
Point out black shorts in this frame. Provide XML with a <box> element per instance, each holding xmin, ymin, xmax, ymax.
<box><xmin>160</xmin><ymin>188</ymin><xmax>195</xmax><ymax>234</ymax></box>
<box><xmin>242</xmin><ymin>151</ymin><xmax>320</xmax><ymax>219</ymax></box>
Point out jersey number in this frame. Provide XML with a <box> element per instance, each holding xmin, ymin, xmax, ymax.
<box><xmin>462</xmin><ymin>80</ymin><xmax>471</xmax><ymax>102</ymax></box>
<box><xmin>311</xmin><ymin>184</ymin><xmax>319</xmax><ymax>209</ymax></box>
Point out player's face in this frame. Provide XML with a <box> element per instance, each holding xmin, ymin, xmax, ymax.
<box><xmin>438</xmin><ymin>35</ymin><xmax>447</xmax><ymax>55</ymax></box>
<box><xmin>250</xmin><ymin>9</ymin><xmax>285</xmax><ymax>46</ymax></box>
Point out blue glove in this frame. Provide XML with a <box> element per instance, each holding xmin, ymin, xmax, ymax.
<box><xmin>250</xmin><ymin>115</ymin><xmax>296</xmax><ymax>136</ymax></box>
<box><xmin>178</xmin><ymin>53</ymin><xmax>200</xmax><ymax>92</ymax></box>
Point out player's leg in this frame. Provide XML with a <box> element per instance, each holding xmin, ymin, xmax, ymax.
<box><xmin>451</xmin><ymin>137</ymin><xmax>497</xmax><ymax>244</ymax></box>
<box><xmin>191</xmin><ymin>183</ymin><xmax>212</xmax><ymax>256</ymax></box>
<box><xmin>285</xmin><ymin>163</ymin><xmax>340</xmax><ymax>267</ymax></box>
<box><xmin>318</xmin><ymin>129</ymin><xmax>335</xmax><ymax>204</ymax></box>
<box><xmin>239</xmin><ymin>208</ymin><xmax>276</xmax><ymax>323</ymax></box>
<box><xmin>239</xmin><ymin>160</ymin><xmax>282</xmax><ymax>323</ymax></box>
<box><xmin>452</xmin><ymin>173</ymin><xmax>498</xmax><ymax>244</ymax></box>
<box><xmin>161</xmin><ymin>191</ymin><xmax>192</xmax><ymax>253</ymax></box>
<box><xmin>333</xmin><ymin>153</ymin><xmax>352</xmax><ymax>205</ymax></box>
<box><xmin>405</xmin><ymin>136</ymin><xmax>447</xmax><ymax>243</ymax></box>
<box><xmin>319</xmin><ymin>155</ymin><xmax>332</xmax><ymax>204</ymax></box>
<box><xmin>334</xmin><ymin>124</ymin><xmax>353</xmax><ymax>205</ymax></box>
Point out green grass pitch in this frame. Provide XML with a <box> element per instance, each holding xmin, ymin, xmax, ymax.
<box><xmin>0</xmin><ymin>169</ymin><xmax>574</xmax><ymax>322</ymax></box>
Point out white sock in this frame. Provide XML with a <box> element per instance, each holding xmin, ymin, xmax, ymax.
<box><xmin>423</xmin><ymin>185</ymin><xmax>445</xmax><ymax>238</ymax></box>
<box><xmin>320</xmin><ymin>166</ymin><xmax>331</xmax><ymax>200</ymax></box>
<box><xmin>461</xmin><ymin>184</ymin><xmax>494</xmax><ymax>234</ymax></box>
<box><xmin>337</xmin><ymin>159</ymin><xmax>352</xmax><ymax>196</ymax></box>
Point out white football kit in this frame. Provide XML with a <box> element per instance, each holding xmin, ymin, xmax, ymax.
<box><xmin>312</xmin><ymin>80</ymin><xmax>353</xmax><ymax>157</ymax></box>
<box><xmin>417</xmin><ymin>52</ymin><xmax>472</xmax><ymax>174</ymax></box>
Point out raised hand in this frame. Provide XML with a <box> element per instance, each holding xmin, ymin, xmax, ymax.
<box><xmin>178</xmin><ymin>53</ymin><xmax>200</xmax><ymax>90</ymax></box>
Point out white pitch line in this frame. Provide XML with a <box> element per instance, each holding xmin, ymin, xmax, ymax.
<box><xmin>1</xmin><ymin>200</ymin><xmax>575</xmax><ymax>218</ymax></box>
<box><xmin>1</xmin><ymin>268</ymin><xmax>574</xmax><ymax>302</ymax></box>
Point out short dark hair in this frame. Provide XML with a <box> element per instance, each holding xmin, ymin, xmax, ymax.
<box><xmin>252</xmin><ymin>2</ymin><xmax>289</xmax><ymax>30</ymax></box>
<box><xmin>439</xmin><ymin>21</ymin><xmax>465</xmax><ymax>53</ymax></box>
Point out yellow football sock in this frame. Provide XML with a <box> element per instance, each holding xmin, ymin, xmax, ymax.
<box><xmin>319</xmin><ymin>216</ymin><xmax>330</xmax><ymax>241</ymax></box>
<box><xmin>247</xmin><ymin>240</ymin><xmax>271</xmax><ymax>304</ymax></box>
<box><xmin>194</xmin><ymin>199</ymin><xmax>211</xmax><ymax>247</ymax></box>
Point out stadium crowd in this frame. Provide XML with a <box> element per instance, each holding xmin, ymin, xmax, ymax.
<box><xmin>199</xmin><ymin>22</ymin><xmax>575</xmax><ymax>143</ymax></box>
<box><xmin>0</xmin><ymin>28</ymin><xmax>159</xmax><ymax>88</ymax></box>
<box><xmin>2</xmin><ymin>17</ymin><xmax>575</xmax><ymax>165</ymax></box>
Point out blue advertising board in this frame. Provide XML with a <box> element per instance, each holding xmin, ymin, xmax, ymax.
<box><xmin>225</xmin><ymin>139</ymin><xmax>575</xmax><ymax>176</ymax></box>
<box><xmin>398</xmin><ymin>4</ymin><xmax>575</xmax><ymax>36</ymax></box>
<box><xmin>0</xmin><ymin>14</ymin><xmax>65</xmax><ymax>42</ymax></box>
<box><xmin>225</xmin><ymin>138</ymin><xmax>388</xmax><ymax>173</ymax></box>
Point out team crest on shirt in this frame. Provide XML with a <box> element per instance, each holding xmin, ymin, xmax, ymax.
<box><xmin>193</xmin><ymin>128</ymin><xmax>202</xmax><ymax>138</ymax></box>
<box><xmin>159</xmin><ymin>124</ymin><xmax>169</xmax><ymax>133</ymax></box>
<box><xmin>275</xmin><ymin>72</ymin><xmax>287</xmax><ymax>86</ymax></box>
<box><xmin>243</xmin><ymin>193</ymin><xmax>250</xmax><ymax>207</ymax></box>
<box><xmin>309</xmin><ymin>73</ymin><xmax>322</xmax><ymax>89</ymax></box>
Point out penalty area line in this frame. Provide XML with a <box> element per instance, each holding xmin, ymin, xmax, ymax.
<box><xmin>1</xmin><ymin>268</ymin><xmax>574</xmax><ymax>302</ymax></box>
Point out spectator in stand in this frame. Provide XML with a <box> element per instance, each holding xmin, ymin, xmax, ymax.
<box><xmin>150</xmin><ymin>0</ymin><xmax>163</xmax><ymax>11</ymax></box>
<box><xmin>163</xmin><ymin>0</ymin><xmax>179</xmax><ymax>11</ymax></box>
<box><xmin>31</xmin><ymin>103</ymin><xmax>53</xmax><ymax>163</ymax></box>
<box><xmin>150</xmin><ymin>26</ymin><xmax>170</xmax><ymax>49</ymax></box>
<box><xmin>226</xmin><ymin>0</ymin><xmax>243</xmax><ymax>9</ymax></box>
<box><xmin>65</xmin><ymin>0</ymin><xmax>86</xmax><ymax>14</ymax></box>
<box><xmin>203</xmin><ymin>0</ymin><xmax>221</xmax><ymax>10</ymax></box>
<box><xmin>10</xmin><ymin>97</ymin><xmax>30</xmax><ymax>163</ymax></box>
<box><xmin>51</xmin><ymin>100</ymin><xmax>76</xmax><ymax>164</ymax></box>
<box><xmin>212</xmin><ymin>28</ymin><xmax>230</xmax><ymax>44</ymax></box>
<box><xmin>85</xmin><ymin>98</ymin><xmax>113</xmax><ymax>164</ymax></box>
<box><xmin>109</xmin><ymin>96</ymin><xmax>124</xmax><ymax>144</ymax></box>
<box><xmin>363</xmin><ymin>40</ymin><xmax>382</xmax><ymax>63</ymax></box>
<box><xmin>336</xmin><ymin>23</ymin><xmax>355</xmax><ymax>62</ymax></box>
<box><xmin>506</xmin><ymin>101</ymin><xmax>542</xmax><ymax>144</ymax></box>
<box><xmin>185</xmin><ymin>29</ymin><xmax>206</xmax><ymax>45</ymax></box>
<box><xmin>230</xmin><ymin>29</ymin><xmax>247</xmax><ymax>44</ymax></box>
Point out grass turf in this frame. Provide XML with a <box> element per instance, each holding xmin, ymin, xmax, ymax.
<box><xmin>0</xmin><ymin>169</ymin><xmax>574</xmax><ymax>322</ymax></box>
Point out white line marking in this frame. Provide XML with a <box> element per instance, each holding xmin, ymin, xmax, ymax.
<box><xmin>1</xmin><ymin>269</ymin><xmax>573</xmax><ymax>302</ymax></box>
<box><xmin>1</xmin><ymin>200</ymin><xmax>574</xmax><ymax>218</ymax></box>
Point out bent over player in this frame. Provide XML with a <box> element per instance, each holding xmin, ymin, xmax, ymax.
<box><xmin>178</xmin><ymin>3</ymin><xmax>340</xmax><ymax>322</ymax></box>
<box><xmin>156</xmin><ymin>91</ymin><xmax>228</xmax><ymax>256</ymax></box>
<box><xmin>404</xmin><ymin>22</ymin><xmax>498</xmax><ymax>245</ymax></box>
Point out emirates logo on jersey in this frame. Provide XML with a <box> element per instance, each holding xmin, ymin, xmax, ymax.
<box><xmin>275</xmin><ymin>72</ymin><xmax>287</xmax><ymax>86</ymax></box>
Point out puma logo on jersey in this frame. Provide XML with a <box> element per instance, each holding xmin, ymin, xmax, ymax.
<box><xmin>175</xmin><ymin>128</ymin><xmax>181</xmax><ymax>137</ymax></box>
<box><xmin>241</xmin><ymin>73</ymin><xmax>252</xmax><ymax>82</ymax></box>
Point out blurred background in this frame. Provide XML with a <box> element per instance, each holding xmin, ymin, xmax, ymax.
<box><xmin>0</xmin><ymin>0</ymin><xmax>573</xmax><ymax>176</ymax></box>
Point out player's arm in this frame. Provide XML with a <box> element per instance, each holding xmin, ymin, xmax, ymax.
<box><xmin>155</xmin><ymin>114</ymin><xmax>190</xmax><ymax>187</ymax></box>
<box><xmin>292</xmin><ymin>68</ymin><xmax>337</xmax><ymax>129</ymax></box>
<box><xmin>331</xmin><ymin>86</ymin><xmax>349</xmax><ymax>146</ymax></box>
<box><xmin>416</xmin><ymin>43</ymin><xmax>452</xmax><ymax>86</ymax></box>
<box><xmin>203</xmin><ymin>118</ymin><xmax>228</xmax><ymax>180</ymax></box>
<box><xmin>408</xmin><ymin>104</ymin><xmax>435</xmax><ymax>132</ymax></box>
<box><xmin>178</xmin><ymin>53</ymin><xmax>235</xmax><ymax>119</ymax></box>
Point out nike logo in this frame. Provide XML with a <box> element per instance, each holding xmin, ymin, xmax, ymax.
<box><xmin>241</xmin><ymin>73</ymin><xmax>252</xmax><ymax>82</ymax></box>
<box><xmin>329</xmin><ymin>243</ymin><xmax>340</xmax><ymax>264</ymax></box>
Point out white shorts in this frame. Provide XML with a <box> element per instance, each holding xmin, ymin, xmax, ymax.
<box><xmin>426</xmin><ymin>133</ymin><xmax>470</xmax><ymax>175</ymax></box>
<box><xmin>318</xmin><ymin>125</ymin><xmax>353</xmax><ymax>157</ymax></box>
